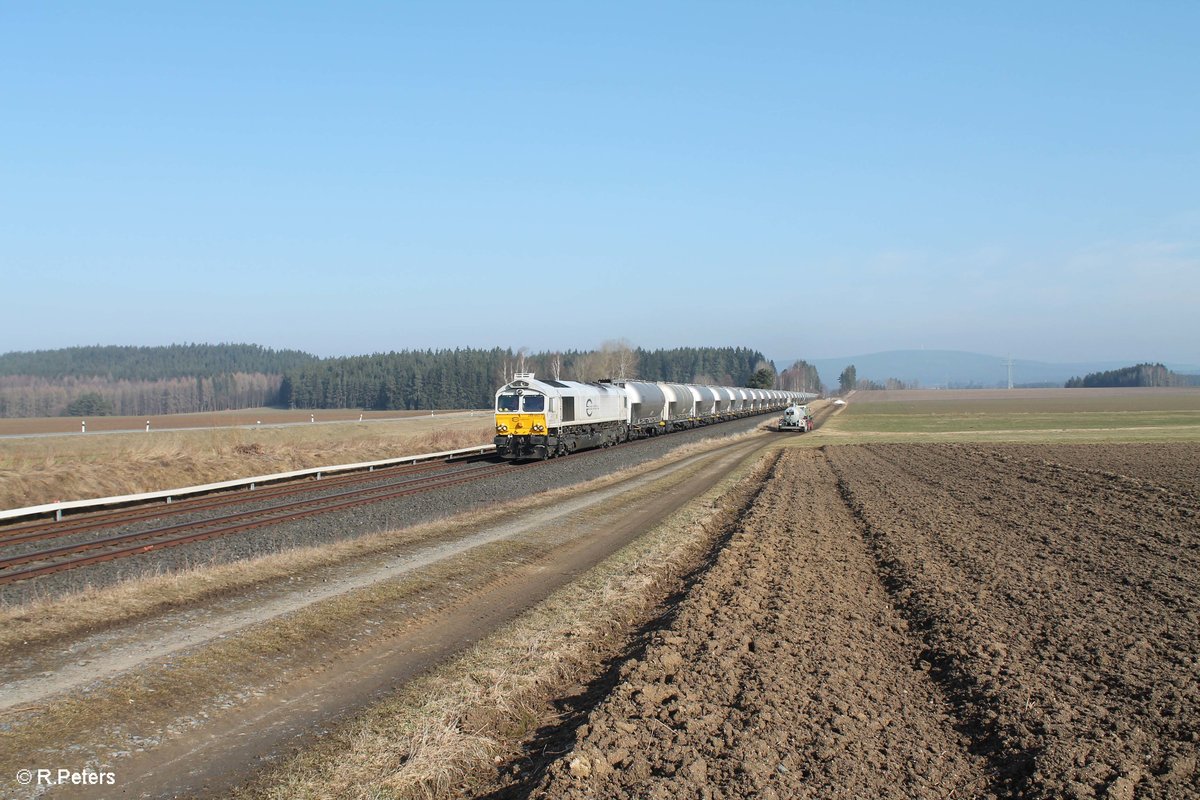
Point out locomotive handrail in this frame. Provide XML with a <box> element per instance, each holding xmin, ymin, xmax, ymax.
<box><xmin>0</xmin><ymin>444</ymin><xmax>498</xmax><ymax>524</ymax></box>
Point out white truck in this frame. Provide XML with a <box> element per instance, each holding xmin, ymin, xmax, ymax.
<box><xmin>779</xmin><ymin>404</ymin><xmax>813</xmax><ymax>432</ymax></box>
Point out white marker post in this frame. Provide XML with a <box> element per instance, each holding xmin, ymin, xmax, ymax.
<box><xmin>146</xmin><ymin>420</ymin><xmax>151</xmax><ymax>432</ymax></box>
<box><xmin>310</xmin><ymin>414</ymin><xmax>315</xmax><ymax>423</ymax></box>
<box><xmin>81</xmin><ymin>420</ymin><xmax>86</xmax><ymax>433</ymax></box>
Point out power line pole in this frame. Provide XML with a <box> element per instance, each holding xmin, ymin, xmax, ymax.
<box><xmin>1004</xmin><ymin>357</ymin><xmax>1014</xmax><ymax>390</ymax></box>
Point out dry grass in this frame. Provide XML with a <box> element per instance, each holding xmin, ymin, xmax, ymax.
<box><xmin>845</xmin><ymin>387</ymin><xmax>1200</xmax><ymax>411</ymax></box>
<box><xmin>802</xmin><ymin>389</ymin><xmax>1200</xmax><ymax>445</ymax></box>
<box><xmin>238</xmin><ymin>444</ymin><xmax>776</xmax><ymax>800</ymax></box>
<box><xmin>0</xmin><ymin>415</ymin><xmax>495</xmax><ymax>510</ymax></box>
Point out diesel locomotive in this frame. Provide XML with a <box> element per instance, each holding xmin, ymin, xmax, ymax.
<box><xmin>493</xmin><ymin>373</ymin><xmax>815</xmax><ymax>460</ymax></box>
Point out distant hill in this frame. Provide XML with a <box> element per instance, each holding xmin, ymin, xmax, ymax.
<box><xmin>775</xmin><ymin>350</ymin><xmax>1200</xmax><ymax>390</ymax></box>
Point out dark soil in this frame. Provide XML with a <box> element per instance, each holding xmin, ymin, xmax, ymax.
<box><xmin>530</xmin><ymin>443</ymin><xmax>1200</xmax><ymax>799</ymax></box>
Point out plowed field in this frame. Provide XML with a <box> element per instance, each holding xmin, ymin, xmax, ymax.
<box><xmin>536</xmin><ymin>443</ymin><xmax>1200</xmax><ymax>799</ymax></box>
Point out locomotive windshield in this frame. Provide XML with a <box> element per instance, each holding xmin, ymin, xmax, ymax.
<box><xmin>522</xmin><ymin>395</ymin><xmax>545</xmax><ymax>412</ymax></box>
<box><xmin>497</xmin><ymin>394</ymin><xmax>520</xmax><ymax>412</ymax></box>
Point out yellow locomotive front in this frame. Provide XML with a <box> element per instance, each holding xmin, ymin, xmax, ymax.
<box><xmin>493</xmin><ymin>373</ymin><xmax>629</xmax><ymax>460</ymax></box>
<box><xmin>494</xmin><ymin>375</ymin><xmax>553</xmax><ymax>459</ymax></box>
<box><xmin>495</xmin><ymin>389</ymin><xmax>548</xmax><ymax>437</ymax></box>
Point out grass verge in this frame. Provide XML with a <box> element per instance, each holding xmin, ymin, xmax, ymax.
<box><xmin>0</xmin><ymin>418</ymin><xmax>495</xmax><ymax>510</ymax></box>
<box><xmin>811</xmin><ymin>394</ymin><xmax>1200</xmax><ymax>444</ymax></box>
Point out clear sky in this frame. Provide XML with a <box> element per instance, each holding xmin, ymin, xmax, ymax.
<box><xmin>2</xmin><ymin>2</ymin><xmax>1197</xmax><ymax>364</ymax></box>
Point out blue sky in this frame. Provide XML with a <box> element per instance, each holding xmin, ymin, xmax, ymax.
<box><xmin>2</xmin><ymin>2</ymin><xmax>1197</xmax><ymax>364</ymax></box>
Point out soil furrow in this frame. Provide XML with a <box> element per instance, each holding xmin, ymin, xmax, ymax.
<box><xmin>826</xmin><ymin>443</ymin><xmax>1200</xmax><ymax>800</ymax></box>
<box><xmin>537</xmin><ymin>448</ymin><xmax>990</xmax><ymax>799</ymax></box>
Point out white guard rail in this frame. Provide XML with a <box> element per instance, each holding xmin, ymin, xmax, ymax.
<box><xmin>1</xmin><ymin>444</ymin><xmax>498</xmax><ymax>524</ymax></box>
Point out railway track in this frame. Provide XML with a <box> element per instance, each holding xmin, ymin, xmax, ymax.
<box><xmin>0</xmin><ymin>411</ymin><xmax>791</xmax><ymax>590</ymax></box>
<box><xmin>0</xmin><ymin>452</ymin><xmax>493</xmax><ymax>545</ymax></box>
<box><xmin>0</xmin><ymin>457</ymin><xmax>522</xmax><ymax>587</ymax></box>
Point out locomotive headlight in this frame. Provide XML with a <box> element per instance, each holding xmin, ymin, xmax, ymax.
<box><xmin>497</xmin><ymin>424</ymin><xmax>508</xmax><ymax>433</ymax></box>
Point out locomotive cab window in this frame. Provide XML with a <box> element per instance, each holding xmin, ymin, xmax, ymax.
<box><xmin>522</xmin><ymin>395</ymin><xmax>545</xmax><ymax>412</ymax></box>
<box><xmin>497</xmin><ymin>394</ymin><xmax>520</xmax><ymax>412</ymax></box>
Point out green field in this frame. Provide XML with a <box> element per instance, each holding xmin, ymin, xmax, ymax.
<box><xmin>817</xmin><ymin>388</ymin><xmax>1200</xmax><ymax>443</ymax></box>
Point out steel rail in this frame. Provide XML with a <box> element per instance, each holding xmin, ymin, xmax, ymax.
<box><xmin>0</xmin><ymin>444</ymin><xmax>498</xmax><ymax>525</ymax></box>
<box><xmin>0</xmin><ymin>409</ymin><xmax>796</xmax><ymax>587</ymax></box>
<box><xmin>0</xmin><ymin>462</ymin><xmax>508</xmax><ymax>573</ymax></box>
<box><xmin>0</xmin><ymin>461</ymin><xmax>531</xmax><ymax>586</ymax></box>
<box><xmin>0</xmin><ymin>453</ymin><xmax>493</xmax><ymax>546</ymax></box>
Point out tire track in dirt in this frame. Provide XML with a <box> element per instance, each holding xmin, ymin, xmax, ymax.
<box><xmin>827</xmin><ymin>443</ymin><xmax>1200</xmax><ymax>800</ymax></box>
<box><xmin>536</xmin><ymin>448</ymin><xmax>991</xmax><ymax>799</ymax></box>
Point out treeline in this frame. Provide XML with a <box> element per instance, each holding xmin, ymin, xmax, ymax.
<box><xmin>0</xmin><ymin>344</ymin><xmax>311</xmax><ymax>418</ymax></box>
<box><xmin>632</xmin><ymin>347</ymin><xmax>772</xmax><ymax>386</ymax></box>
<box><xmin>0</xmin><ymin>374</ymin><xmax>283</xmax><ymax>418</ymax></box>
<box><xmin>778</xmin><ymin>360</ymin><xmax>824</xmax><ymax>393</ymax></box>
<box><xmin>1066</xmin><ymin>363</ymin><xmax>1200</xmax><ymax>388</ymax></box>
<box><xmin>281</xmin><ymin>349</ymin><xmax>506</xmax><ymax>411</ymax></box>
<box><xmin>0</xmin><ymin>343</ymin><xmax>782</xmax><ymax>417</ymax></box>
<box><xmin>834</xmin><ymin>364</ymin><xmax>914</xmax><ymax>393</ymax></box>
<box><xmin>0</xmin><ymin>344</ymin><xmax>315</xmax><ymax>381</ymax></box>
<box><xmin>279</xmin><ymin>345</ymin><xmax>776</xmax><ymax>411</ymax></box>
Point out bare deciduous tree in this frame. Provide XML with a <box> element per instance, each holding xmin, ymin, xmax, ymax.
<box><xmin>599</xmin><ymin>339</ymin><xmax>638</xmax><ymax>382</ymax></box>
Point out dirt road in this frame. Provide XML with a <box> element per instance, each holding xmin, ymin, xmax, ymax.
<box><xmin>537</xmin><ymin>443</ymin><xmax>1200</xmax><ymax>799</ymax></box>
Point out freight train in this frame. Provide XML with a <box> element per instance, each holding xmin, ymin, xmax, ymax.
<box><xmin>493</xmin><ymin>373</ymin><xmax>816</xmax><ymax>460</ymax></box>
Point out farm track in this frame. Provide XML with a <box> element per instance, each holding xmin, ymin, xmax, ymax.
<box><xmin>534</xmin><ymin>443</ymin><xmax>1200</xmax><ymax>800</ymax></box>
<box><xmin>0</xmin><ymin>458</ymin><xmax>518</xmax><ymax>586</ymax></box>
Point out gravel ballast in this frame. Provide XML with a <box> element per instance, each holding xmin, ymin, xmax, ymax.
<box><xmin>1</xmin><ymin>415</ymin><xmax>775</xmax><ymax>605</ymax></box>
